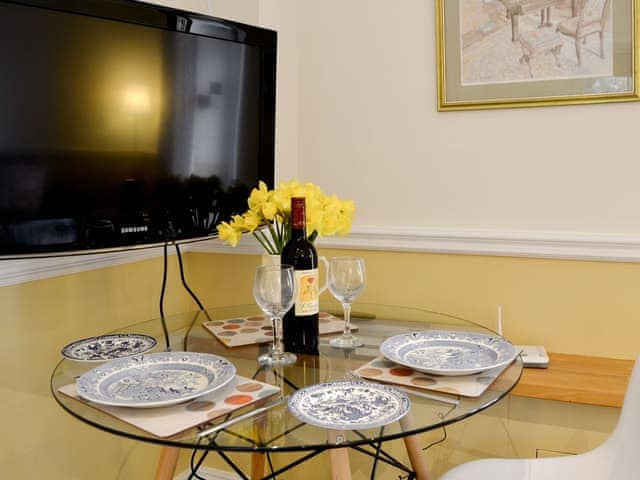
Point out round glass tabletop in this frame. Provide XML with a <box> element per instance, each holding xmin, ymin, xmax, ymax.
<box><xmin>51</xmin><ymin>302</ymin><xmax>522</xmax><ymax>453</ymax></box>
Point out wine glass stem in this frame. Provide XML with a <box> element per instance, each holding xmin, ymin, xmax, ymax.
<box><xmin>272</xmin><ymin>315</ymin><xmax>284</xmax><ymax>359</ymax></box>
<box><xmin>342</xmin><ymin>302</ymin><xmax>352</xmax><ymax>337</ymax></box>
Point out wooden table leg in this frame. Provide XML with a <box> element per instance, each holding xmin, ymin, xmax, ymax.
<box><xmin>328</xmin><ymin>430</ymin><xmax>352</xmax><ymax>480</ymax></box>
<box><xmin>155</xmin><ymin>446</ymin><xmax>180</xmax><ymax>480</ymax></box>
<box><xmin>400</xmin><ymin>414</ymin><xmax>430</xmax><ymax>480</ymax></box>
<box><xmin>251</xmin><ymin>452</ymin><xmax>266</xmax><ymax>480</ymax></box>
<box><xmin>403</xmin><ymin>434</ymin><xmax>430</xmax><ymax>480</ymax></box>
<box><xmin>251</xmin><ymin>414</ymin><xmax>268</xmax><ymax>480</ymax></box>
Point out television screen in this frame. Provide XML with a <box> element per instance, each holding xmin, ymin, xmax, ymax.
<box><xmin>0</xmin><ymin>0</ymin><xmax>276</xmax><ymax>257</ymax></box>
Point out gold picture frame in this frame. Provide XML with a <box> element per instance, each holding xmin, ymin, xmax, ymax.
<box><xmin>436</xmin><ymin>0</ymin><xmax>640</xmax><ymax>110</ymax></box>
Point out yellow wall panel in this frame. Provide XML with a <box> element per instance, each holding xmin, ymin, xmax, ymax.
<box><xmin>1</xmin><ymin>249</ymin><xmax>635</xmax><ymax>478</ymax></box>
<box><xmin>189</xmin><ymin>250</ymin><xmax>640</xmax><ymax>359</ymax></box>
<box><xmin>0</xmin><ymin>257</ymin><xmax>191</xmax><ymax>479</ymax></box>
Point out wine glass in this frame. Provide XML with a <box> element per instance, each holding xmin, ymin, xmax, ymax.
<box><xmin>253</xmin><ymin>264</ymin><xmax>297</xmax><ymax>366</ymax></box>
<box><xmin>328</xmin><ymin>257</ymin><xmax>366</xmax><ymax>349</ymax></box>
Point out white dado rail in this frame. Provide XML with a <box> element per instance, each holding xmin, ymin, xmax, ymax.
<box><xmin>318</xmin><ymin>226</ymin><xmax>640</xmax><ymax>262</ymax></box>
<box><xmin>0</xmin><ymin>247</ymin><xmax>164</xmax><ymax>287</ymax></box>
<box><xmin>3</xmin><ymin>226</ymin><xmax>640</xmax><ymax>286</ymax></box>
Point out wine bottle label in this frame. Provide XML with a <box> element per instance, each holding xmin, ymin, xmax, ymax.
<box><xmin>294</xmin><ymin>268</ymin><xmax>320</xmax><ymax>316</ymax></box>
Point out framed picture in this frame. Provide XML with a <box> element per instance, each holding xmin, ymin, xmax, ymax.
<box><xmin>436</xmin><ymin>0</ymin><xmax>640</xmax><ymax>110</ymax></box>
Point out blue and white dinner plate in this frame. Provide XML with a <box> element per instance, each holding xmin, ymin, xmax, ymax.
<box><xmin>288</xmin><ymin>380</ymin><xmax>410</xmax><ymax>430</ymax></box>
<box><xmin>76</xmin><ymin>351</ymin><xmax>236</xmax><ymax>408</ymax></box>
<box><xmin>380</xmin><ymin>330</ymin><xmax>518</xmax><ymax>376</ymax></box>
<box><xmin>61</xmin><ymin>333</ymin><xmax>157</xmax><ymax>362</ymax></box>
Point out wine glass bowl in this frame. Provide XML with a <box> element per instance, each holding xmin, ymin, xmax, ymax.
<box><xmin>328</xmin><ymin>256</ymin><xmax>366</xmax><ymax>349</ymax></box>
<box><xmin>253</xmin><ymin>264</ymin><xmax>297</xmax><ymax>365</ymax></box>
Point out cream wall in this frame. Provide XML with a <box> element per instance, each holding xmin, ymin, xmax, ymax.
<box><xmin>259</xmin><ymin>0</ymin><xmax>300</xmax><ymax>182</ymax></box>
<box><xmin>290</xmin><ymin>0</ymin><xmax>640</xmax><ymax>237</ymax></box>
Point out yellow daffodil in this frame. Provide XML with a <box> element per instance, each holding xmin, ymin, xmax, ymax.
<box><xmin>248</xmin><ymin>180</ymin><xmax>270</xmax><ymax>212</ymax></box>
<box><xmin>215</xmin><ymin>179</ymin><xmax>354</xmax><ymax>254</ymax></box>
<box><xmin>261</xmin><ymin>201</ymin><xmax>278</xmax><ymax>221</ymax></box>
<box><xmin>241</xmin><ymin>210</ymin><xmax>261</xmax><ymax>232</ymax></box>
<box><xmin>216</xmin><ymin>221</ymin><xmax>242</xmax><ymax>247</ymax></box>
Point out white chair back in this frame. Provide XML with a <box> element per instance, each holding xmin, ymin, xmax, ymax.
<box><xmin>439</xmin><ymin>355</ymin><xmax>640</xmax><ymax>480</ymax></box>
<box><xmin>596</xmin><ymin>354</ymin><xmax>640</xmax><ymax>478</ymax></box>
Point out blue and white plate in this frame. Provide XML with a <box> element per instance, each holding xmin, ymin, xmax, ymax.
<box><xmin>61</xmin><ymin>333</ymin><xmax>157</xmax><ymax>362</ymax></box>
<box><xmin>76</xmin><ymin>351</ymin><xmax>236</xmax><ymax>408</ymax></box>
<box><xmin>380</xmin><ymin>330</ymin><xmax>518</xmax><ymax>376</ymax></box>
<box><xmin>288</xmin><ymin>380</ymin><xmax>410</xmax><ymax>430</ymax></box>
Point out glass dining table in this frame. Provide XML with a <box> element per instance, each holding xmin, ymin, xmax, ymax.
<box><xmin>50</xmin><ymin>303</ymin><xmax>523</xmax><ymax>480</ymax></box>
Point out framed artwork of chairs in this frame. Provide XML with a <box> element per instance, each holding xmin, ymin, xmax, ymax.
<box><xmin>436</xmin><ymin>0</ymin><xmax>639</xmax><ymax>110</ymax></box>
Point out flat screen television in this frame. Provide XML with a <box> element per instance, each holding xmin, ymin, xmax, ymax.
<box><xmin>0</xmin><ymin>0</ymin><xmax>276</xmax><ymax>258</ymax></box>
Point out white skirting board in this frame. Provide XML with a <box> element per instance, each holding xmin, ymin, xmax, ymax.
<box><xmin>175</xmin><ymin>467</ymin><xmax>240</xmax><ymax>480</ymax></box>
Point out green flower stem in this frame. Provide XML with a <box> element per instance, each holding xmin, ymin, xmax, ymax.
<box><xmin>253</xmin><ymin>229</ymin><xmax>277</xmax><ymax>254</ymax></box>
<box><xmin>274</xmin><ymin>220</ymin><xmax>282</xmax><ymax>245</ymax></box>
<box><xmin>279</xmin><ymin>219</ymin><xmax>290</xmax><ymax>247</ymax></box>
<box><xmin>249</xmin><ymin>221</ymin><xmax>295</xmax><ymax>255</ymax></box>
<box><xmin>267</xmin><ymin>222</ymin><xmax>282</xmax><ymax>253</ymax></box>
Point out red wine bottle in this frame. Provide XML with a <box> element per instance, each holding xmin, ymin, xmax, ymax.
<box><xmin>281</xmin><ymin>197</ymin><xmax>320</xmax><ymax>354</ymax></box>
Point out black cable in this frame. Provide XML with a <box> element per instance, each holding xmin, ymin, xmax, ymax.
<box><xmin>188</xmin><ymin>445</ymin><xmax>209</xmax><ymax>480</ymax></box>
<box><xmin>174</xmin><ymin>241</ymin><xmax>215</xmax><ymax>479</ymax></box>
<box><xmin>183</xmin><ymin>310</ymin><xmax>201</xmax><ymax>352</ymax></box>
<box><xmin>422</xmin><ymin>424</ymin><xmax>447</xmax><ymax>451</ymax></box>
<box><xmin>175</xmin><ymin>243</ymin><xmax>213</xmax><ymax>323</ymax></box>
<box><xmin>175</xmin><ymin>243</ymin><xmax>205</xmax><ymax>310</ymax></box>
<box><xmin>159</xmin><ymin>240</ymin><xmax>171</xmax><ymax>351</ymax></box>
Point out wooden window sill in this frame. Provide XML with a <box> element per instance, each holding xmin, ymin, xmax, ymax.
<box><xmin>510</xmin><ymin>353</ymin><xmax>634</xmax><ymax>408</ymax></box>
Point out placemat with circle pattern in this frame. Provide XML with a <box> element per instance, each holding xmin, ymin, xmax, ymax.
<box><xmin>58</xmin><ymin>376</ymin><xmax>280</xmax><ymax>438</ymax></box>
<box><xmin>203</xmin><ymin>312</ymin><xmax>357</xmax><ymax>347</ymax></box>
<box><xmin>354</xmin><ymin>356</ymin><xmax>511</xmax><ymax>398</ymax></box>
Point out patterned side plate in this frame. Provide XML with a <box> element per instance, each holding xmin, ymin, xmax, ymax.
<box><xmin>61</xmin><ymin>334</ymin><xmax>157</xmax><ymax>362</ymax></box>
<box><xmin>288</xmin><ymin>380</ymin><xmax>410</xmax><ymax>430</ymax></box>
<box><xmin>380</xmin><ymin>330</ymin><xmax>518</xmax><ymax>376</ymax></box>
<box><xmin>76</xmin><ymin>351</ymin><xmax>236</xmax><ymax>408</ymax></box>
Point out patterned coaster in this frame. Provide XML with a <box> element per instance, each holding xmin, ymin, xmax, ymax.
<box><xmin>58</xmin><ymin>376</ymin><xmax>280</xmax><ymax>438</ymax></box>
<box><xmin>354</xmin><ymin>356</ymin><xmax>511</xmax><ymax>398</ymax></box>
<box><xmin>203</xmin><ymin>312</ymin><xmax>357</xmax><ymax>347</ymax></box>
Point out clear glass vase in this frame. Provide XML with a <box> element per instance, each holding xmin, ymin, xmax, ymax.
<box><xmin>261</xmin><ymin>253</ymin><xmax>281</xmax><ymax>266</ymax></box>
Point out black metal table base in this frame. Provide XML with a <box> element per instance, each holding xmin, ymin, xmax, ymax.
<box><xmin>189</xmin><ymin>365</ymin><xmax>421</xmax><ymax>479</ymax></box>
<box><xmin>206</xmin><ymin>440</ymin><xmax>415</xmax><ymax>480</ymax></box>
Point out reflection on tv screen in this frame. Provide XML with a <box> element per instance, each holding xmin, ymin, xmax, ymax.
<box><xmin>0</xmin><ymin>1</ymin><xmax>275</xmax><ymax>255</ymax></box>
